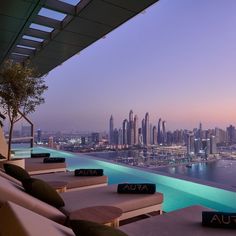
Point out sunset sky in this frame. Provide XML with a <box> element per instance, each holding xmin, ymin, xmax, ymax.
<box><xmin>29</xmin><ymin>0</ymin><xmax>236</xmax><ymax>132</ymax></box>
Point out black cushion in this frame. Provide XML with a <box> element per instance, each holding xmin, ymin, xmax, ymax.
<box><xmin>117</xmin><ymin>183</ymin><xmax>156</xmax><ymax>194</ymax></box>
<box><xmin>43</xmin><ymin>157</ymin><xmax>65</xmax><ymax>163</ymax></box>
<box><xmin>31</xmin><ymin>153</ymin><xmax>50</xmax><ymax>158</ymax></box>
<box><xmin>202</xmin><ymin>211</ymin><xmax>236</xmax><ymax>228</ymax></box>
<box><xmin>74</xmin><ymin>169</ymin><xmax>103</xmax><ymax>176</ymax></box>
<box><xmin>22</xmin><ymin>178</ymin><xmax>65</xmax><ymax>208</ymax></box>
<box><xmin>4</xmin><ymin>163</ymin><xmax>30</xmax><ymax>181</ymax></box>
<box><xmin>70</xmin><ymin>220</ymin><xmax>128</xmax><ymax>236</ymax></box>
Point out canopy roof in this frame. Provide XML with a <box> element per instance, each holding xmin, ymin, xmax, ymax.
<box><xmin>0</xmin><ymin>0</ymin><xmax>158</xmax><ymax>74</ymax></box>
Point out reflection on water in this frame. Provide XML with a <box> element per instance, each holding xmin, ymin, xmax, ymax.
<box><xmin>88</xmin><ymin>151</ymin><xmax>236</xmax><ymax>188</ymax></box>
<box><xmin>156</xmin><ymin>160</ymin><xmax>236</xmax><ymax>187</ymax></box>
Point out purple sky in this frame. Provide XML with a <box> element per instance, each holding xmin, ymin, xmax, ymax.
<box><xmin>30</xmin><ymin>0</ymin><xmax>236</xmax><ymax>132</ymax></box>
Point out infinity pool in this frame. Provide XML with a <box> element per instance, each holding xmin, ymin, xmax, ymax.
<box><xmin>14</xmin><ymin>147</ymin><xmax>236</xmax><ymax>213</ymax></box>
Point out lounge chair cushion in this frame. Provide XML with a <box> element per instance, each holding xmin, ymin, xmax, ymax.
<box><xmin>60</xmin><ymin>185</ymin><xmax>163</xmax><ymax>216</ymax></box>
<box><xmin>34</xmin><ymin>171</ymin><xmax>108</xmax><ymax>190</ymax></box>
<box><xmin>70</xmin><ymin>220</ymin><xmax>128</xmax><ymax>236</ymax></box>
<box><xmin>25</xmin><ymin>157</ymin><xmax>66</xmax><ymax>174</ymax></box>
<box><xmin>22</xmin><ymin>178</ymin><xmax>65</xmax><ymax>208</ymax></box>
<box><xmin>0</xmin><ymin>168</ymin><xmax>22</xmax><ymax>185</ymax></box>
<box><xmin>4</xmin><ymin>163</ymin><xmax>30</xmax><ymax>181</ymax></box>
<box><xmin>0</xmin><ymin>175</ymin><xmax>66</xmax><ymax>224</ymax></box>
<box><xmin>120</xmin><ymin>205</ymin><xmax>236</xmax><ymax>236</ymax></box>
<box><xmin>0</xmin><ymin>201</ymin><xmax>74</xmax><ymax>236</ymax></box>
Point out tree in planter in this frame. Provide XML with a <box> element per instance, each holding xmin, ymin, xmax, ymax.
<box><xmin>0</xmin><ymin>60</ymin><xmax>48</xmax><ymax>160</ymax></box>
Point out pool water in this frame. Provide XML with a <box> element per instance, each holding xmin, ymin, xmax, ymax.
<box><xmin>14</xmin><ymin>147</ymin><xmax>236</xmax><ymax>213</ymax></box>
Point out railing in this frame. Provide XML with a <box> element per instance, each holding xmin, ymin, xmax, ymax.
<box><xmin>11</xmin><ymin>111</ymin><xmax>34</xmax><ymax>148</ymax></box>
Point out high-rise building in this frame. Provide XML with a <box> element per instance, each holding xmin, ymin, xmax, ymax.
<box><xmin>91</xmin><ymin>132</ymin><xmax>100</xmax><ymax>144</ymax></box>
<box><xmin>48</xmin><ymin>136</ymin><xmax>54</xmax><ymax>148</ymax></box>
<box><xmin>113</xmin><ymin>129</ymin><xmax>119</xmax><ymax>145</ymax></box>
<box><xmin>37</xmin><ymin>129</ymin><xmax>42</xmax><ymax>143</ymax></box>
<box><xmin>162</xmin><ymin>120</ymin><xmax>167</xmax><ymax>144</ymax></box>
<box><xmin>210</xmin><ymin>135</ymin><xmax>217</xmax><ymax>154</ymax></box>
<box><xmin>134</xmin><ymin>115</ymin><xmax>138</xmax><ymax>145</ymax></box>
<box><xmin>109</xmin><ymin>115</ymin><xmax>114</xmax><ymax>145</ymax></box>
<box><xmin>198</xmin><ymin>122</ymin><xmax>203</xmax><ymax>139</ymax></box>
<box><xmin>142</xmin><ymin>118</ymin><xmax>145</xmax><ymax>144</ymax></box>
<box><xmin>157</xmin><ymin>118</ymin><xmax>162</xmax><ymax>144</ymax></box>
<box><xmin>128</xmin><ymin>110</ymin><xmax>134</xmax><ymax>145</ymax></box>
<box><xmin>144</xmin><ymin>112</ymin><xmax>150</xmax><ymax>146</ymax></box>
<box><xmin>118</xmin><ymin>128</ymin><xmax>123</xmax><ymax>145</ymax></box>
<box><xmin>167</xmin><ymin>131</ymin><xmax>172</xmax><ymax>145</ymax></box>
<box><xmin>138</xmin><ymin>128</ymin><xmax>143</xmax><ymax>146</ymax></box>
<box><xmin>202</xmin><ymin>139</ymin><xmax>210</xmax><ymax>156</ymax></box>
<box><xmin>226</xmin><ymin>125</ymin><xmax>236</xmax><ymax>144</ymax></box>
<box><xmin>150</xmin><ymin>123</ymin><xmax>153</xmax><ymax>145</ymax></box>
<box><xmin>194</xmin><ymin>138</ymin><xmax>202</xmax><ymax>155</ymax></box>
<box><xmin>122</xmin><ymin>119</ymin><xmax>128</xmax><ymax>145</ymax></box>
<box><xmin>186</xmin><ymin>132</ymin><xmax>194</xmax><ymax>155</ymax></box>
<box><xmin>215</xmin><ymin>127</ymin><xmax>227</xmax><ymax>144</ymax></box>
<box><xmin>153</xmin><ymin>126</ymin><xmax>157</xmax><ymax>145</ymax></box>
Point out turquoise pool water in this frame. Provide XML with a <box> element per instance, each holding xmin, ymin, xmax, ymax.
<box><xmin>14</xmin><ymin>147</ymin><xmax>236</xmax><ymax>213</ymax></box>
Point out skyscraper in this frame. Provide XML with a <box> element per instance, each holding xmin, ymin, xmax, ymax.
<box><xmin>186</xmin><ymin>132</ymin><xmax>194</xmax><ymax>155</ymax></box>
<box><xmin>138</xmin><ymin>128</ymin><xmax>143</xmax><ymax>146</ymax></box>
<box><xmin>118</xmin><ymin>128</ymin><xmax>123</xmax><ymax>145</ymax></box>
<box><xmin>210</xmin><ymin>135</ymin><xmax>217</xmax><ymax>154</ymax></box>
<box><xmin>153</xmin><ymin>126</ymin><xmax>157</xmax><ymax>145</ymax></box>
<box><xmin>134</xmin><ymin>115</ymin><xmax>138</xmax><ymax>145</ymax></box>
<box><xmin>162</xmin><ymin>120</ymin><xmax>167</xmax><ymax>144</ymax></box>
<box><xmin>122</xmin><ymin>119</ymin><xmax>128</xmax><ymax>145</ymax></box>
<box><xmin>144</xmin><ymin>112</ymin><xmax>150</xmax><ymax>146</ymax></box>
<box><xmin>109</xmin><ymin>115</ymin><xmax>114</xmax><ymax>145</ymax></box>
<box><xmin>142</xmin><ymin>118</ymin><xmax>145</xmax><ymax>144</ymax></box>
<box><xmin>37</xmin><ymin>129</ymin><xmax>42</xmax><ymax>143</ymax></box>
<box><xmin>157</xmin><ymin>118</ymin><xmax>162</xmax><ymax>144</ymax></box>
<box><xmin>226</xmin><ymin>125</ymin><xmax>236</xmax><ymax>144</ymax></box>
<box><xmin>128</xmin><ymin>110</ymin><xmax>134</xmax><ymax>145</ymax></box>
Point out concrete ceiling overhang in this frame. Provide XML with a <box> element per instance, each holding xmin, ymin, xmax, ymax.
<box><xmin>0</xmin><ymin>0</ymin><xmax>158</xmax><ymax>74</ymax></box>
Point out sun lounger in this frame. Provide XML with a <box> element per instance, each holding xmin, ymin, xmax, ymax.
<box><xmin>1</xmin><ymin>202</ymin><xmax>234</xmax><ymax>236</ymax></box>
<box><xmin>0</xmin><ymin>201</ymin><xmax>127</xmax><ymax>236</ymax></box>
<box><xmin>0</xmin><ymin>174</ymin><xmax>163</xmax><ymax>223</ymax></box>
<box><xmin>1</xmin><ymin>165</ymin><xmax>108</xmax><ymax>191</ymax></box>
<box><xmin>60</xmin><ymin>185</ymin><xmax>163</xmax><ymax>220</ymax></box>
<box><xmin>0</xmin><ymin>201</ymin><xmax>74</xmax><ymax>236</ymax></box>
<box><xmin>33</xmin><ymin>171</ymin><xmax>108</xmax><ymax>191</ymax></box>
<box><xmin>25</xmin><ymin>157</ymin><xmax>67</xmax><ymax>174</ymax></box>
<box><xmin>120</xmin><ymin>205</ymin><xmax>235</xmax><ymax>236</ymax></box>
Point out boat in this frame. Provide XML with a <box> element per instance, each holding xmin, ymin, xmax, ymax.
<box><xmin>185</xmin><ymin>164</ymin><xmax>192</xmax><ymax>168</ymax></box>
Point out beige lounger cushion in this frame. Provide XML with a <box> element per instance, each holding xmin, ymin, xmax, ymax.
<box><xmin>25</xmin><ymin>158</ymin><xmax>66</xmax><ymax>174</ymax></box>
<box><xmin>120</xmin><ymin>205</ymin><xmax>235</xmax><ymax>236</ymax></box>
<box><xmin>0</xmin><ymin>168</ymin><xmax>22</xmax><ymax>185</ymax></box>
<box><xmin>34</xmin><ymin>171</ymin><xmax>108</xmax><ymax>190</ymax></box>
<box><xmin>61</xmin><ymin>185</ymin><xmax>163</xmax><ymax>216</ymax></box>
<box><xmin>0</xmin><ymin>201</ymin><xmax>75</xmax><ymax>236</ymax></box>
<box><xmin>0</xmin><ymin>175</ymin><xmax>66</xmax><ymax>224</ymax></box>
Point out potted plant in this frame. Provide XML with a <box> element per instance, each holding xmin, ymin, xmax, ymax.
<box><xmin>0</xmin><ymin>60</ymin><xmax>48</xmax><ymax>163</ymax></box>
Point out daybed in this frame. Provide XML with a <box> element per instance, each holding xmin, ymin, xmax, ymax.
<box><xmin>0</xmin><ymin>174</ymin><xmax>163</xmax><ymax>223</ymax></box>
<box><xmin>25</xmin><ymin>157</ymin><xmax>67</xmax><ymax>174</ymax></box>
<box><xmin>33</xmin><ymin>171</ymin><xmax>108</xmax><ymax>191</ymax></box>
<box><xmin>120</xmin><ymin>205</ymin><xmax>235</xmax><ymax>236</ymax></box>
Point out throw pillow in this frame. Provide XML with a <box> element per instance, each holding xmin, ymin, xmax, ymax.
<box><xmin>22</xmin><ymin>178</ymin><xmax>65</xmax><ymax>208</ymax></box>
<box><xmin>4</xmin><ymin>163</ymin><xmax>30</xmax><ymax>181</ymax></box>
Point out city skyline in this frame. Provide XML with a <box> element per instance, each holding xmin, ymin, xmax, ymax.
<box><xmin>26</xmin><ymin>0</ymin><xmax>236</xmax><ymax>132</ymax></box>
